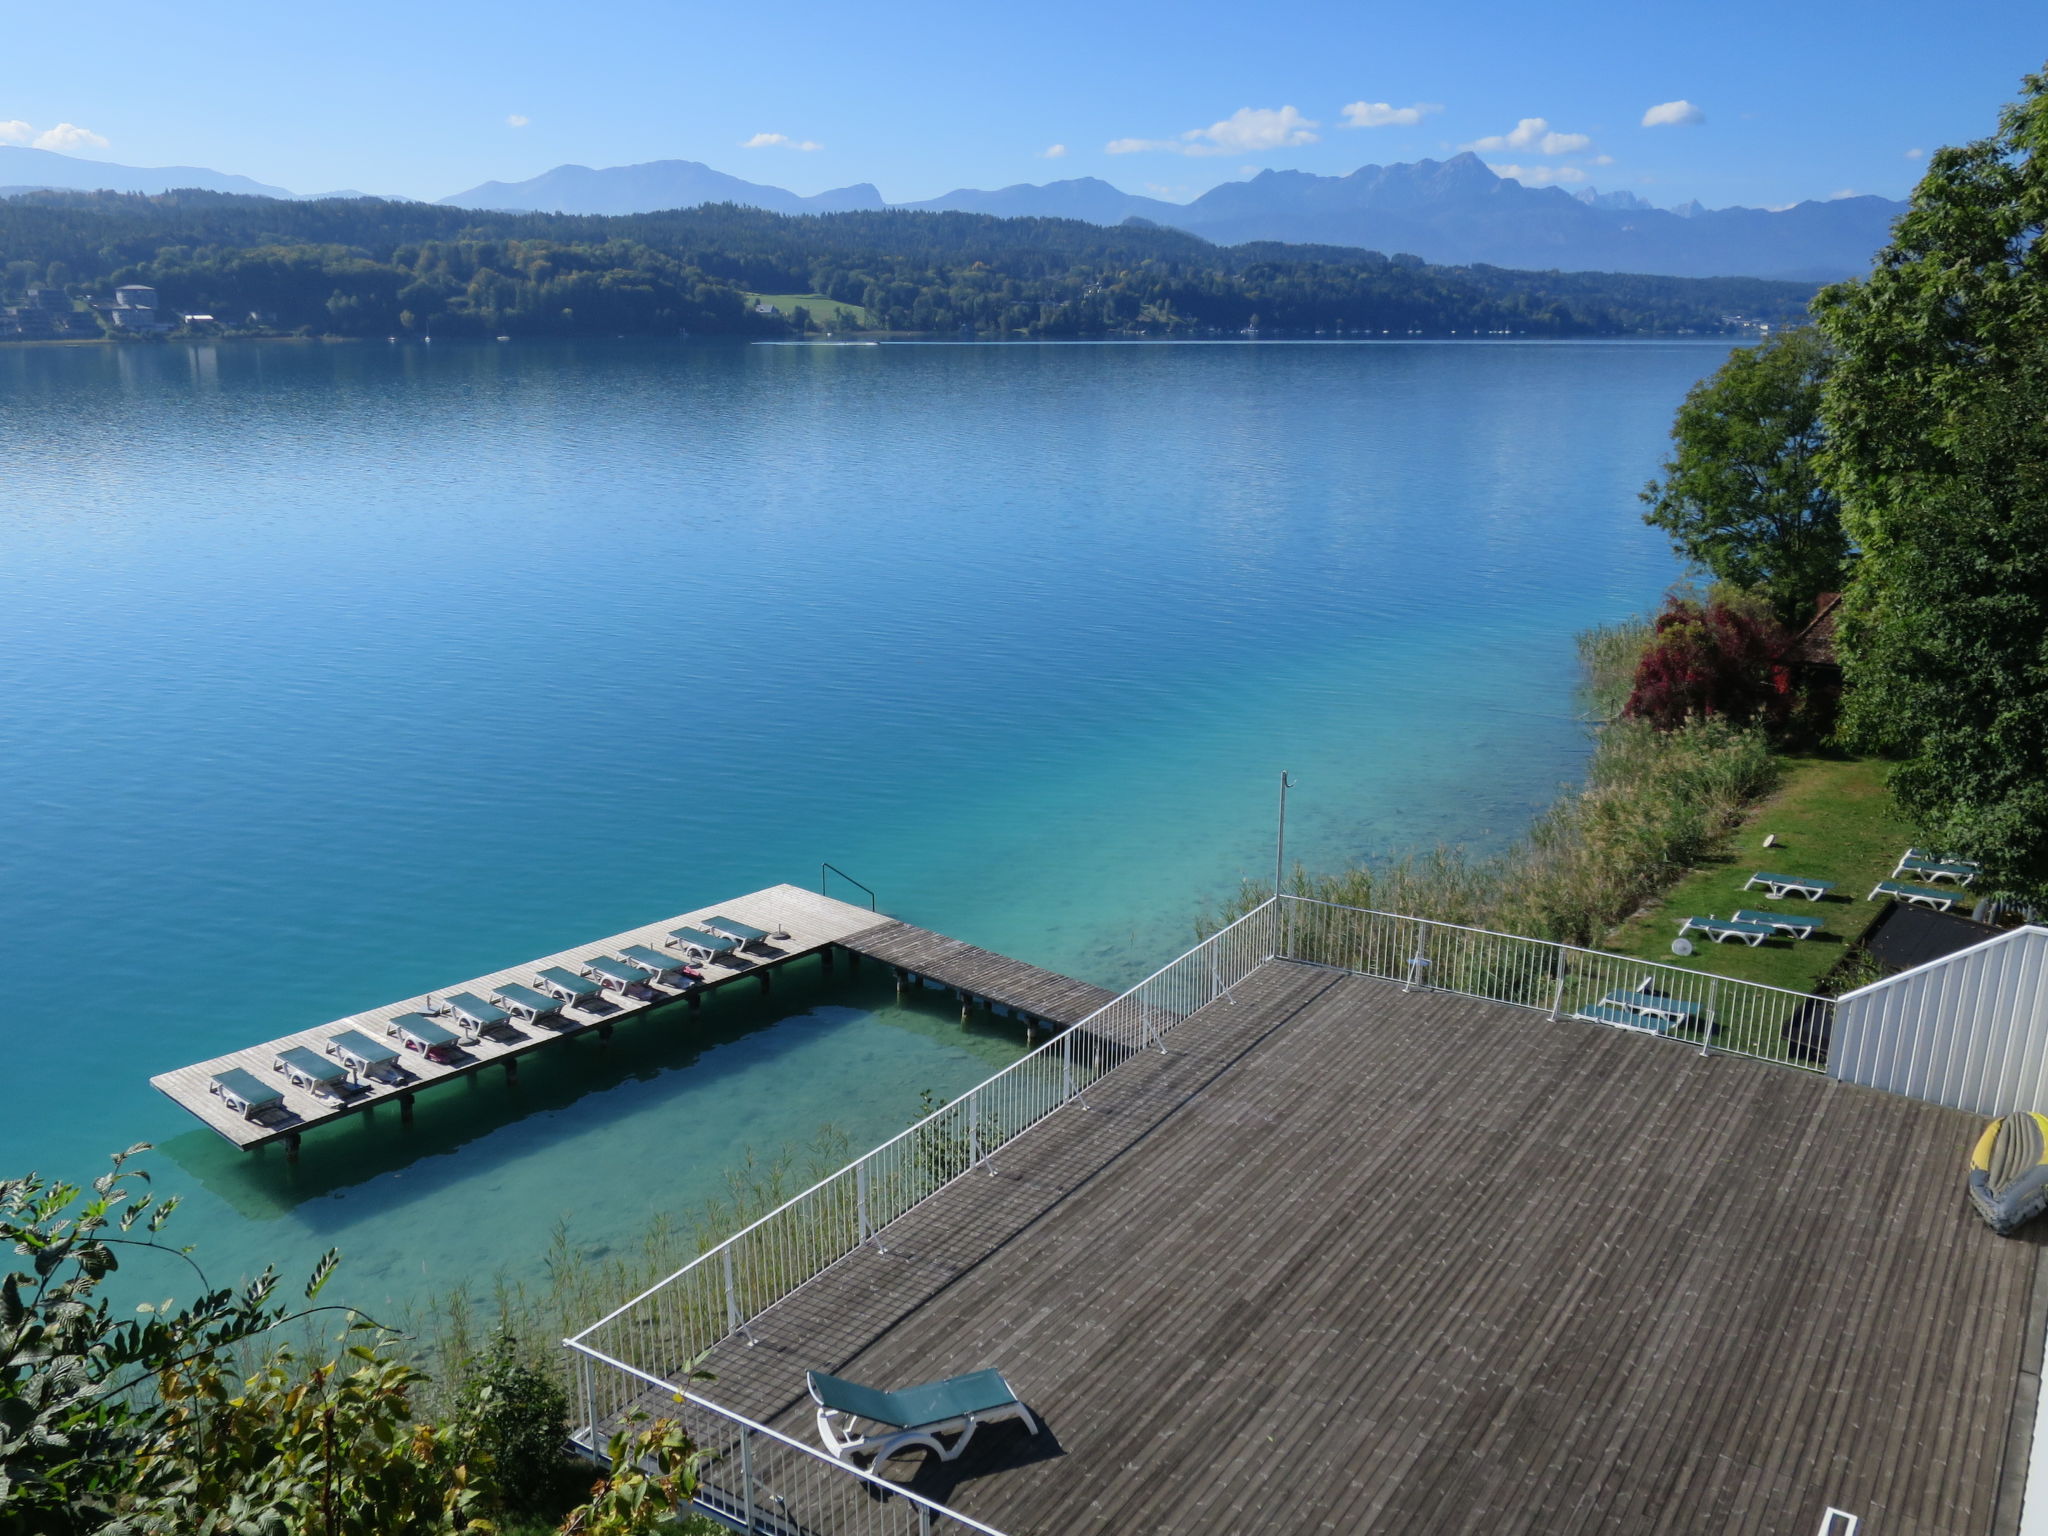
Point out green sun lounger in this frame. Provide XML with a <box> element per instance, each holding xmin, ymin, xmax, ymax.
<box><xmin>1678</xmin><ymin>914</ymin><xmax>1776</xmax><ymax>946</ymax></box>
<box><xmin>274</xmin><ymin>1045</ymin><xmax>350</xmax><ymax>1095</ymax></box>
<box><xmin>1744</xmin><ymin>872</ymin><xmax>1835</xmax><ymax>901</ymax></box>
<box><xmin>1870</xmin><ymin>880</ymin><xmax>1957</xmax><ymax>911</ymax></box>
<box><xmin>669</xmin><ymin>926</ymin><xmax>741</xmax><ymax>963</ymax></box>
<box><xmin>1602</xmin><ymin>988</ymin><xmax>1703</xmax><ymax>1025</ymax></box>
<box><xmin>1733</xmin><ymin>908</ymin><xmax>1825</xmax><ymax>938</ymax></box>
<box><xmin>1893</xmin><ymin>851</ymin><xmax>1979</xmax><ymax>885</ymax></box>
<box><xmin>808</xmin><ymin>1367</ymin><xmax>1038</xmax><ymax>1467</ymax></box>
<box><xmin>443</xmin><ymin>992</ymin><xmax>513</xmax><ymax>1034</ymax></box>
<box><xmin>535</xmin><ymin>966</ymin><xmax>603</xmax><ymax>1005</ymax></box>
<box><xmin>702</xmin><ymin>915</ymin><xmax>774</xmax><ymax>950</ymax></box>
<box><xmin>493</xmin><ymin>982</ymin><xmax>563</xmax><ymax>1021</ymax></box>
<box><xmin>619</xmin><ymin>943</ymin><xmax>696</xmax><ymax>979</ymax></box>
<box><xmin>1575</xmin><ymin>1001</ymin><xmax>1670</xmax><ymax>1034</ymax></box>
<box><xmin>389</xmin><ymin>1013</ymin><xmax>462</xmax><ymax>1061</ymax></box>
<box><xmin>580</xmin><ymin>956</ymin><xmax>645</xmax><ymax>991</ymax></box>
<box><xmin>326</xmin><ymin>1028</ymin><xmax>403</xmax><ymax>1080</ymax></box>
<box><xmin>211</xmin><ymin>1067</ymin><xmax>287</xmax><ymax>1121</ymax></box>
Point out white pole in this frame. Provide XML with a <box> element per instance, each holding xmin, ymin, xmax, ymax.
<box><xmin>1274</xmin><ymin>771</ymin><xmax>1294</xmax><ymax>898</ymax></box>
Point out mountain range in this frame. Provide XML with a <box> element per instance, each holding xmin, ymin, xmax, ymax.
<box><xmin>6</xmin><ymin>144</ymin><xmax>1904</xmax><ymax>282</ymax></box>
<box><xmin>434</xmin><ymin>152</ymin><xmax>1908</xmax><ymax>281</ymax></box>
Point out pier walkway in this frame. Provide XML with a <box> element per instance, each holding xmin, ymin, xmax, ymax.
<box><xmin>838</xmin><ymin>920</ymin><xmax>1118</xmax><ymax>1029</ymax></box>
<box><xmin>151</xmin><ymin>885</ymin><xmax>890</xmax><ymax>1152</ymax></box>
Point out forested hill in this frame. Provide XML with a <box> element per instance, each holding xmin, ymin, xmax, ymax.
<box><xmin>0</xmin><ymin>189</ymin><xmax>1816</xmax><ymax>340</ymax></box>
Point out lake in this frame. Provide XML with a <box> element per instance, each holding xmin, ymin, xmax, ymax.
<box><xmin>0</xmin><ymin>336</ymin><xmax>1724</xmax><ymax>1318</ymax></box>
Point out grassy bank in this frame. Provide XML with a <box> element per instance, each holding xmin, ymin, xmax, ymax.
<box><xmin>741</xmin><ymin>291</ymin><xmax>875</xmax><ymax>328</ymax></box>
<box><xmin>1602</xmin><ymin>752</ymin><xmax>1916</xmax><ymax>993</ymax></box>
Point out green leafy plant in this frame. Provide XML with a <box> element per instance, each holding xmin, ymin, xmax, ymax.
<box><xmin>557</xmin><ymin>1418</ymin><xmax>701</xmax><ymax>1536</ymax></box>
<box><xmin>450</xmin><ymin>1331</ymin><xmax>578</xmax><ymax>1519</ymax></box>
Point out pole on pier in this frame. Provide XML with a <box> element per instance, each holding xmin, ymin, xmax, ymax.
<box><xmin>1275</xmin><ymin>770</ymin><xmax>1295</xmax><ymax>899</ymax></box>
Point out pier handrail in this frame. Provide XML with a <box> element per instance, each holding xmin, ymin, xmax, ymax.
<box><xmin>819</xmin><ymin>862</ymin><xmax>877</xmax><ymax>910</ymax></box>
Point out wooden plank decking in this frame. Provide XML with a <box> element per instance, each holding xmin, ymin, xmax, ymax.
<box><xmin>150</xmin><ymin>885</ymin><xmax>887</xmax><ymax>1150</ymax></box>
<box><xmin>684</xmin><ymin>961</ymin><xmax>2043</xmax><ymax>1536</ymax></box>
<box><xmin>839</xmin><ymin>920</ymin><xmax>1118</xmax><ymax>1027</ymax></box>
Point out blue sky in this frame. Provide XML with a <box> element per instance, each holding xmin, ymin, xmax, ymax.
<box><xmin>3</xmin><ymin>1</ymin><xmax>2040</xmax><ymax>207</ymax></box>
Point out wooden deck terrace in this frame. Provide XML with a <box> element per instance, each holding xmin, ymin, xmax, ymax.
<box><xmin>837</xmin><ymin>920</ymin><xmax>1119</xmax><ymax>1030</ymax></box>
<box><xmin>150</xmin><ymin>885</ymin><xmax>892</xmax><ymax>1152</ymax></box>
<box><xmin>681</xmin><ymin>960</ymin><xmax>2047</xmax><ymax>1536</ymax></box>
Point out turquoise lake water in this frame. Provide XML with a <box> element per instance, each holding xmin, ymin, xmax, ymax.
<box><xmin>0</xmin><ymin>336</ymin><xmax>1727</xmax><ymax>1318</ymax></box>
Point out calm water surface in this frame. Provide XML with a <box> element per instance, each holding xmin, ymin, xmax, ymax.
<box><xmin>0</xmin><ymin>337</ymin><xmax>1724</xmax><ymax>1314</ymax></box>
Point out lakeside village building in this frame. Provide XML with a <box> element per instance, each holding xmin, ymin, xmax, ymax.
<box><xmin>157</xmin><ymin>876</ymin><xmax>2048</xmax><ymax>1535</ymax></box>
<box><xmin>0</xmin><ymin>283</ymin><xmax>201</xmax><ymax>338</ymax></box>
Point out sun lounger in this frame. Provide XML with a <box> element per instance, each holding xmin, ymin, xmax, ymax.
<box><xmin>442</xmin><ymin>991</ymin><xmax>516</xmax><ymax>1037</ymax></box>
<box><xmin>579</xmin><ymin>956</ymin><xmax>646</xmax><ymax>994</ymax></box>
<box><xmin>1893</xmin><ymin>850</ymin><xmax>1979</xmax><ymax>885</ymax></box>
<box><xmin>1678</xmin><ymin>914</ymin><xmax>1776</xmax><ymax>947</ymax></box>
<box><xmin>1604</xmin><ymin>987</ymin><xmax>1703</xmax><ymax>1026</ymax></box>
<box><xmin>211</xmin><ymin>1067</ymin><xmax>289</xmax><ymax>1123</ymax></box>
<box><xmin>492</xmin><ymin>982</ymin><xmax>563</xmax><ymax>1022</ymax></box>
<box><xmin>808</xmin><ymin>1367</ymin><xmax>1038</xmax><ymax>1468</ymax></box>
<box><xmin>618</xmin><ymin>943</ymin><xmax>700</xmax><ymax>982</ymax></box>
<box><xmin>273</xmin><ymin>1045</ymin><xmax>351</xmax><ymax>1098</ymax></box>
<box><xmin>1574</xmin><ymin>1001</ymin><xmax>1670</xmax><ymax>1034</ymax></box>
<box><xmin>387</xmin><ymin>1012</ymin><xmax>463</xmax><ymax>1063</ymax></box>
<box><xmin>326</xmin><ymin>1028</ymin><xmax>404</xmax><ymax>1082</ymax></box>
<box><xmin>534</xmin><ymin>966</ymin><xmax>605</xmax><ymax>1007</ymax></box>
<box><xmin>668</xmin><ymin>926</ymin><xmax>742</xmax><ymax>965</ymax></box>
<box><xmin>1743</xmin><ymin>872</ymin><xmax>1835</xmax><ymax>901</ymax></box>
<box><xmin>1732</xmin><ymin>908</ymin><xmax>1826</xmax><ymax>939</ymax></box>
<box><xmin>701</xmin><ymin>915</ymin><xmax>775</xmax><ymax>952</ymax></box>
<box><xmin>1870</xmin><ymin>880</ymin><xmax>1957</xmax><ymax>912</ymax></box>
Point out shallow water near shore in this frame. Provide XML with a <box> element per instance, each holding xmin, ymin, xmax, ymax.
<box><xmin>0</xmin><ymin>336</ymin><xmax>1722</xmax><ymax>1317</ymax></box>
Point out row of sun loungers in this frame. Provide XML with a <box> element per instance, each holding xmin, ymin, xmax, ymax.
<box><xmin>1574</xmin><ymin>982</ymin><xmax>1705</xmax><ymax>1036</ymax></box>
<box><xmin>206</xmin><ymin>915</ymin><xmax>789</xmax><ymax>1125</ymax></box>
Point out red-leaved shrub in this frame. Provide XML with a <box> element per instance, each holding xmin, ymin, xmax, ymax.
<box><xmin>1623</xmin><ymin>596</ymin><xmax>1792</xmax><ymax>730</ymax></box>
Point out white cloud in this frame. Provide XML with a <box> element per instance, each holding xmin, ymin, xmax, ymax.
<box><xmin>1905</xmin><ymin>147</ymin><xmax>1926</xmax><ymax>160</ymax></box>
<box><xmin>0</xmin><ymin>120</ymin><xmax>30</xmax><ymax>145</ymax></box>
<box><xmin>506</xmin><ymin>114</ymin><xmax>530</xmax><ymax>128</ymax></box>
<box><xmin>30</xmin><ymin>122</ymin><xmax>109</xmax><ymax>152</ymax></box>
<box><xmin>1341</xmin><ymin>100</ymin><xmax>1442</xmax><ymax>129</ymax></box>
<box><xmin>1827</xmin><ymin>188</ymin><xmax>1859</xmax><ymax>200</ymax></box>
<box><xmin>1487</xmin><ymin>162</ymin><xmax>1589</xmax><ymax>185</ymax></box>
<box><xmin>1465</xmin><ymin>117</ymin><xmax>1591</xmax><ymax>155</ymax></box>
<box><xmin>742</xmin><ymin>132</ymin><xmax>822</xmax><ymax>151</ymax></box>
<box><xmin>1108</xmin><ymin>105</ymin><xmax>1318</xmax><ymax>157</ymax></box>
<box><xmin>1641</xmin><ymin>100</ymin><xmax>1704</xmax><ymax>128</ymax></box>
<box><xmin>1040</xmin><ymin>143</ymin><xmax>1067</xmax><ymax>158</ymax></box>
<box><xmin>1591</xmin><ymin>154</ymin><xmax>1614</xmax><ymax>166</ymax></box>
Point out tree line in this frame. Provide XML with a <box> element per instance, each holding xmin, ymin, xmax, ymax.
<box><xmin>0</xmin><ymin>190</ymin><xmax>1816</xmax><ymax>340</ymax></box>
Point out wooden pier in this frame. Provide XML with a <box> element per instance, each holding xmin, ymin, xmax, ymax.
<box><xmin>837</xmin><ymin>920</ymin><xmax>1118</xmax><ymax>1029</ymax></box>
<box><xmin>151</xmin><ymin>885</ymin><xmax>891</xmax><ymax>1153</ymax></box>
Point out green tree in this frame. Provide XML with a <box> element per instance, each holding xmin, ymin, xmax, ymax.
<box><xmin>1639</xmin><ymin>327</ymin><xmax>1846</xmax><ymax>622</ymax></box>
<box><xmin>1812</xmin><ymin>66</ymin><xmax>2048</xmax><ymax>898</ymax></box>
<box><xmin>448</xmin><ymin>1331</ymin><xmax>576</xmax><ymax>1519</ymax></box>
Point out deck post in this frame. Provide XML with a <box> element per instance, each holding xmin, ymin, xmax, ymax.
<box><xmin>894</xmin><ymin>967</ymin><xmax>907</xmax><ymax>995</ymax></box>
<box><xmin>687</xmin><ymin>989</ymin><xmax>702</xmax><ymax>1010</ymax></box>
<box><xmin>1702</xmin><ymin>978</ymin><xmax>1719</xmax><ymax>1056</ymax></box>
<box><xmin>756</xmin><ymin>970</ymin><xmax>772</xmax><ymax>994</ymax></box>
<box><xmin>738</xmin><ymin>1427</ymin><xmax>757</xmax><ymax>1531</ymax></box>
<box><xmin>286</xmin><ymin>1133</ymin><xmax>301</xmax><ymax>1163</ymax></box>
<box><xmin>1549</xmin><ymin>946</ymin><xmax>1568</xmax><ymax>1021</ymax></box>
<box><xmin>579</xmin><ymin>1352</ymin><xmax>596</xmax><ymax>1462</ymax></box>
<box><xmin>399</xmin><ymin>1093</ymin><xmax>414</xmax><ymax>1124</ymax></box>
<box><xmin>847</xmin><ymin>947</ymin><xmax>861</xmax><ymax>971</ymax></box>
<box><xmin>959</xmin><ymin>989</ymin><xmax>972</xmax><ymax>1022</ymax></box>
<box><xmin>857</xmin><ymin>1161</ymin><xmax>871</xmax><ymax>1244</ymax></box>
<box><xmin>505</xmin><ymin>1056</ymin><xmax>518</xmax><ymax>1081</ymax></box>
<box><xmin>820</xmin><ymin>945</ymin><xmax>835</xmax><ymax>971</ymax></box>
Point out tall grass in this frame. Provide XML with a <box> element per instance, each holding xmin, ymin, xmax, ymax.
<box><xmin>1209</xmin><ymin>616</ymin><xmax>1783</xmax><ymax>949</ymax></box>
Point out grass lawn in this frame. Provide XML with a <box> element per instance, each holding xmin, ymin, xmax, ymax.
<box><xmin>1602</xmin><ymin>752</ymin><xmax>1919</xmax><ymax>995</ymax></box>
<box><xmin>741</xmin><ymin>291</ymin><xmax>875</xmax><ymax>329</ymax></box>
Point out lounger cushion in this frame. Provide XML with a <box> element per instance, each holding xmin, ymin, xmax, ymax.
<box><xmin>392</xmin><ymin>1013</ymin><xmax>459</xmax><ymax>1046</ymax></box>
<box><xmin>536</xmin><ymin>966</ymin><xmax>602</xmax><ymax>995</ymax></box>
<box><xmin>704</xmin><ymin>916</ymin><xmax>771</xmax><ymax>943</ymax></box>
<box><xmin>328</xmin><ymin>1028</ymin><xmax>398</xmax><ymax>1065</ymax></box>
<box><xmin>275</xmin><ymin>1045</ymin><xmax>346</xmax><ymax>1082</ymax></box>
<box><xmin>213</xmin><ymin>1067</ymin><xmax>282</xmax><ymax>1107</ymax></box>
<box><xmin>494</xmin><ymin>983</ymin><xmax>560</xmax><ymax>1014</ymax></box>
<box><xmin>669</xmin><ymin>927</ymin><xmax>739</xmax><ymax>953</ymax></box>
<box><xmin>807</xmin><ymin>1368</ymin><xmax>1020</xmax><ymax>1428</ymax></box>
<box><xmin>1577</xmin><ymin>1003</ymin><xmax>1665</xmax><ymax>1032</ymax></box>
<box><xmin>444</xmin><ymin>992</ymin><xmax>509</xmax><ymax>1025</ymax></box>
<box><xmin>582</xmin><ymin>957</ymin><xmax>642</xmax><ymax>985</ymax></box>
<box><xmin>620</xmin><ymin>943</ymin><xmax>687</xmax><ymax>971</ymax></box>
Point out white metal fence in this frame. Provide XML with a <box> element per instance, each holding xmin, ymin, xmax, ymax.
<box><xmin>563</xmin><ymin>900</ymin><xmax>1280</xmax><ymax>1511</ymax></box>
<box><xmin>1275</xmin><ymin>894</ymin><xmax>1833</xmax><ymax>1070</ymax></box>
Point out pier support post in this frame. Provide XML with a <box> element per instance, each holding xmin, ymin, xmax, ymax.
<box><xmin>399</xmin><ymin>1094</ymin><xmax>414</xmax><ymax>1125</ymax></box>
<box><xmin>756</xmin><ymin>970</ymin><xmax>772</xmax><ymax>994</ymax></box>
<box><xmin>597</xmin><ymin>1021</ymin><xmax>613</xmax><ymax>1041</ymax></box>
<box><xmin>286</xmin><ymin>1133</ymin><xmax>301</xmax><ymax>1163</ymax></box>
<box><xmin>847</xmin><ymin>948</ymin><xmax>861</xmax><ymax>971</ymax></box>
<box><xmin>958</xmin><ymin>990</ymin><xmax>973</xmax><ymax>1022</ymax></box>
<box><xmin>505</xmin><ymin>1056</ymin><xmax>518</xmax><ymax>1082</ymax></box>
<box><xmin>687</xmin><ymin>989</ymin><xmax>702</xmax><ymax>1010</ymax></box>
<box><xmin>820</xmin><ymin>945</ymin><xmax>835</xmax><ymax>972</ymax></box>
<box><xmin>894</xmin><ymin>967</ymin><xmax>908</xmax><ymax>996</ymax></box>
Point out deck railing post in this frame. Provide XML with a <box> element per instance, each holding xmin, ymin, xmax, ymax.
<box><xmin>856</xmin><ymin>1161</ymin><xmax>871</xmax><ymax>1244</ymax></box>
<box><xmin>1549</xmin><ymin>944</ymin><xmax>1568</xmax><ymax>1021</ymax></box>
<box><xmin>578</xmin><ymin>1351</ymin><xmax>597</xmax><ymax>1460</ymax></box>
<box><xmin>739</xmin><ymin>1424</ymin><xmax>757</xmax><ymax>1532</ymax></box>
<box><xmin>723</xmin><ymin>1248</ymin><xmax>742</xmax><ymax>1339</ymax></box>
<box><xmin>1703</xmin><ymin>978</ymin><xmax>1719</xmax><ymax>1057</ymax></box>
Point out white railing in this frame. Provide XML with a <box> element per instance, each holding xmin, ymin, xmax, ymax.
<box><xmin>573</xmin><ymin>1344</ymin><xmax>1011</xmax><ymax>1536</ymax></box>
<box><xmin>1275</xmin><ymin>894</ymin><xmax>1834</xmax><ymax>1070</ymax></box>
<box><xmin>563</xmin><ymin>900</ymin><xmax>1281</xmax><ymax>1505</ymax></box>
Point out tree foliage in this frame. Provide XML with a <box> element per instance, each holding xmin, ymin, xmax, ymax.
<box><xmin>1622</xmin><ymin>593</ymin><xmax>1792</xmax><ymax>731</ymax></box>
<box><xmin>448</xmin><ymin>1331</ymin><xmax>576</xmax><ymax>1519</ymax></box>
<box><xmin>1812</xmin><ymin>66</ymin><xmax>2048</xmax><ymax>897</ymax></box>
<box><xmin>0</xmin><ymin>189</ymin><xmax>1817</xmax><ymax>341</ymax></box>
<box><xmin>1639</xmin><ymin>326</ymin><xmax>1847</xmax><ymax>622</ymax></box>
